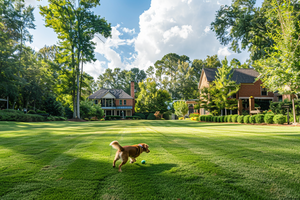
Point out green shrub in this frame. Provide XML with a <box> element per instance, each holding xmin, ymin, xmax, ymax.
<box><xmin>135</xmin><ymin>113</ymin><xmax>146</xmax><ymax>119</ymax></box>
<box><xmin>227</xmin><ymin>115</ymin><xmax>232</xmax><ymax>122</ymax></box>
<box><xmin>126</xmin><ymin>116</ymin><xmax>141</xmax><ymax>120</ymax></box>
<box><xmin>207</xmin><ymin>115</ymin><xmax>212</xmax><ymax>122</ymax></box>
<box><xmin>105</xmin><ymin>115</ymin><xmax>122</xmax><ymax>120</ymax></box>
<box><xmin>249</xmin><ymin>115</ymin><xmax>256</xmax><ymax>123</ymax></box>
<box><xmin>213</xmin><ymin>116</ymin><xmax>217</xmax><ymax>122</ymax></box>
<box><xmin>147</xmin><ymin>113</ymin><xmax>156</xmax><ymax>120</ymax></box>
<box><xmin>220</xmin><ymin>116</ymin><xmax>224</xmax><ymax>122</ymax></box>
<box><xmin>264</xmin><ymin>114</ymin><xmax>274</xmax><ymax>124</ymax></box>
<box><xmin>287</xmin><ymin>115</ymin><xmax>299</xmax><ymax>123</ymax></box>
<box><xmin>43</xmin><ymin>96</ymin><xmax>64</xmax><ymax>116</ymax></box>
<box><xmin>243</xmin><ymin>115</ymin><xmax>250</xmax><ymax>123</ymax></box>
<box><xmin>224</xmin><ymin>116</ymin><xmax>228</xmax><ymax>122</ymax></box>
<box><xmin>84</xmin><ymin>118</ymin><xmax>90</xmax><ymax>121</ymax></box>
<box><xmin>231</xmin><ymin>115</ymin><xmax>238</xmax><ymax>123</ymax></box>
<box><xmin>255</xmin><ymin>114</ymin><xmax>265</xmax><ymax>123</ymax></box>
<box><xmin>36</xmin><ymin>110</ymin><xmax>47</xmax><ymax>114</ymax></box>
<box><xmin>189</xmin><ymin>113</ymin><xmax>200</xmax><ymax>118</ymax></box>
<box><xmin>237</xmin><ymin>115</ymin><xmax>244</xmax><ymax>123</ymax></box>
<box><xmin>0</xmin><ymin>111</ymin><xmax>45</xmax><ymax>122</ymax></box>
<box><xmin>273</xmin><ymin>114</ymin><xmax>286</xmax><ymax>124</ymax></box>
<box><xmin>27</xmin><ymin>110</ymin><xmax>36</xmax><ymax>114</ymax></box>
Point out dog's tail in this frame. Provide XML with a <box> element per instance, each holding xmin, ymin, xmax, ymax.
<box><xmin>110</xmin><ymin>141</ymin><xmax>124</xmax><ymax>151</ymax></box>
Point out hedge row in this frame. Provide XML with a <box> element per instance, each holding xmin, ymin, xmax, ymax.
<box><xmin>0</xmin><ymin>110</ymin><xmax>66</xmax><ymax>122</ymax></box>
<box><xmin>104</xmin><ymin>115</ymin><xmax>122</xmax><ymax>120</ymax></box>
<box><xmin>199</xmin><ymin>114</ymin><xmax>288</xmax><ymax>124</ymax></box>
<box><xmin>125</xmin><ymin>116</ymin><xmax>141</xmax><ymax>120</ymax></box>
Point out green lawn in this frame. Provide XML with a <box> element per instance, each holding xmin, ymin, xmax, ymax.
<box><xmin>1</xmin><ymin>120</ymin><xmax>300</xmax><ymax>199</ymax></box>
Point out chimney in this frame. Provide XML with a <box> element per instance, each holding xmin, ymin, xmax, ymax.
<box><xmin>131</xmin><ymin>81</ymin><xmax>135</xmax><ymax>98</ymax></box>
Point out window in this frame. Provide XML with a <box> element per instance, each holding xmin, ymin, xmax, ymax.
<box><xmin>261</xmin><ymin>86</ymin><xmax>267</xmax><ymax>96</ymax></box>
<box><xmin>94</xmin><ymin>100</ymin><xmax>98</xmax><ymax>104</ymax></box>
<box><xmin>124</xmin><ymin>100</ymin><xmax>127</xmax><ymax>105</ymax></box>
<box><xmin>119</xmin><ymin>100</ymin><xmax>122</xmax><ymax>105</ymax></box>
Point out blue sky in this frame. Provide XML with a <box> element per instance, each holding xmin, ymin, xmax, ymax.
<box><xmin>25</xmin><ymin>0</ymin><xmax>264</xmax><ymax>80</ymax></box>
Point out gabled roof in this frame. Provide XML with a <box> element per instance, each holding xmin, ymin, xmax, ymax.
<box><xmin>202</xmin><ymin>68</ymin><xmax>259</xmax><ymax>84</ymax></box>
<box><xmin>88</xmin><ymin>89</ymin><xmax>133</xmax><ymax>99</ymax></box>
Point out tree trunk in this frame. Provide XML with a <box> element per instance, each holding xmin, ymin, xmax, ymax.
<box><xmin>292</xmin><ymin>94</ymin><xmax>296</xmax><ymax>124</ymax></box>
<box><xmin>77</xmin><ymin>72</ymin><xmax>80</xmax><ymax>119</ymax></box>
<box><xmin>73</xmin><ymin>89</ymin><xmax>77</xmax><ymax>118</ymax></box>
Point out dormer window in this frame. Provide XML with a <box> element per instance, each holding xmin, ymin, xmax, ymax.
<box><xmin>261</xmin><ymin>86</ymin><xmax>267</xmax><ymax>96</ymax></box>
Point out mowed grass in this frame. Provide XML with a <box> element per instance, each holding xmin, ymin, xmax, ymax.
<box><xmin>0</xmin><ymin>121</ymin><xmax>300</xmax><ymax>199</ymax></box>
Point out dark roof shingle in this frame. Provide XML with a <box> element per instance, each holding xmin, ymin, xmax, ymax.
<box><xmin>203</xmin><ymin>68</ymin><xmax>259</xmax><ymax>84</ymax></box>
<box><xmin>88</xmin><ymin>89</ymin><xmax>133</xmax><ymax>99</ymax></box>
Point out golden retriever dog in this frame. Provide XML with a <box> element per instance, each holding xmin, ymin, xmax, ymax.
<box><xmin>110</xmin><ymin>141</ymin><xmax>150</xmax><ymax>172</ymax></box>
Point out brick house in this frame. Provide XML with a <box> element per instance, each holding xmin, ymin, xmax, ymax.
<box><xmin>198</xmin><ymin>68</ymin><xmax>278</xmax><ymax>115</ymax></box>
<box><xmin>88</xmin><ymin>81</ymin><xmax>135</xmax><ymax>118</ymax></box>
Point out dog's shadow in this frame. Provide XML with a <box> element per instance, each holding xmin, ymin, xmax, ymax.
<box><xmin>115</xmin><ymin>162</ymin><xmax>178</xmax><ymax>176</ymax></box>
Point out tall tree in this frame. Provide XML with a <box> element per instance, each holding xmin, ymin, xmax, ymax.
<box><xmin>212</xmin><ymin>57</ymin><xmax>240</xmax><ymax>115</ymax></box>
<box><xmin>211</xmin><ymin>0</ymin><xmax>273</xmax><ymax>61</ymax></box>
<box><xmin>0</xmin><ymin>0</ymin><xmax>35</xmax><ymax>107</ymax></box>
<box><xmin>199</xmin><ymin>58</ymin><xmax>240</xmax><ymax>116</ymax></box>
<box><xmin>135</xmin><ymin>78</ymin><xmax>171</xmax><ymax>113</ymax></box>
<box><xmin>254</xmin><ymin>0</ymin><xmax>300</xmax><ymax>123</ymax></box>
<box><xmin>211</xmin><ymin>0</ymin><xmax>300</xmax><ymax>62</ymax></box>
<box><xmin>173</xmin><ymin>101</ymin><xmax>189</xmax><ymax>119</ymax></box>
<box><xmin>40</xmin><ymin>0</ymin><xmax>111</xmax><ymax>119</ymax></box>
<box><xmin>192</xmin><ymin>55</ymin><xmax>221</xmax><ymax>80</ymax></box>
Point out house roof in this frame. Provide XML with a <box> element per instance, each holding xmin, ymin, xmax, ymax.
<box><xmin>88</xmin><ymin>89</ymin><xmax>133</xmax><ymax>99</ymax></box>
<box><xmin>202</xmin><ymin>68</ymin><xmax>259</xmax><ymax>84</ymax></box>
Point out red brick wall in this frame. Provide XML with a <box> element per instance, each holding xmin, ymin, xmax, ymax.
<box><xmin>238</xmin><ymin>80</ymin><xmax>274</xmax><ymax>98</ymax></box>
<box><xmin>115</xmin><ymin>99</ymin><xmax>134</xmax><ymax>106</ymax></box>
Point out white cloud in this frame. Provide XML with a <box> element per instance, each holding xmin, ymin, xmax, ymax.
<box><xmin>218</xmin><ymin>47</ymin><xmax>232</xmax><ymax>57</ymax></box>
<box><xmin>90</xmin><ymin>0</ymin><xmax>250</xmax><ymax>77</ymax></box>
<box><xmin>93</xmin><ymin>24</ymin><xmax>136</xmax><ymax>71</ymax></box>
<box><xmin>83</xmin><ymin>60</ymin><xmax>106</xmax><ymax>80</ymax></box>
<box><xmin>122</xmin><ymin>27</ymin><xmax>136</xmax><ymax>34</ymax></box>
<box><xmin>132</xmin><ymin>0</ymin><xmax>242</xmax><ymax>70</ymax></box>
<box><xmin>204</xmin><ymin>26</ymin><xmax>210</xmax><ymax>33</ymax></box>
<box><xmin>24</xmin><ymin>0</ymin><xmax>37</xmax><ymax>6</ymax></box>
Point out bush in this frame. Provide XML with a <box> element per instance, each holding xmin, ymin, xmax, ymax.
<box><xmin>287</xmin><ymin>115</ymin><xmax>299</xmax><ymax>123</ymax></box>
<box><xmin>227</xmin><ymin>115</ymin><xmax>232</xmax><ymax>122</ymax></box>
<box><xmin>213</xmin><ymin>116</ymin><xmax>217</xmax><ymax>122</ymax></box>
<box><xmin>237</xmin><ymin>115</ymin><xmax>244</xmax><ymax>123</ymax></box>
<box><xmin>43</xmin><ymin>96</ymin><xmax>64</xmax><ymax>116</ymax></box>
<box><xmin>273</xmin><ymin>114</ymin><xmax>286</xmax><ymax>124</ymax></box>
<box><xmin>206</xmin><ymin>115</ymin><xmax>212</xmax><ymax>122</ymax></box>
<box><xmin>232</xmin><ymin>115</ymin><xmax>239</xmax><ymax>123</ymax></box>
<box><xmin>36</xmin><ymin>110</ymin><xmax>47</xmax><ymax>114</ymax></box>
<box><xmin>27</xmin><ymin>110</ymin><xmax>36</xmax><ymax>114</ymax></box>
<box><xmin>249</xmin><ymin>115</ymin><xmax>256</xmax><ymax>123</ymax></box>
<box><xmin>105</xmin><ymin>115</ymin><xmax>122</xmax><ymax>120</ymax></box>
<box><xmin>147</xmin><ymin>113</ymin><xmax>156</xmax><ymax>120</ymax></box>
<box><xmin>80</xmin><ymin>101</ymin><xmax>104</xmax><ymax>119</ymax></box>
<box><xmin>220</xmin><ymin>116</ymin><xmax>224</xmax><ymax>122</ymax></box>
<box><xmin>134</xmin><ymin>113</ymin><xmax>146</xmax><ymax>119</ymax></box>
<box><xmin>189</xmin><ymin>113</ymin><xmax>200</xmax><ymax>118</ymax></box>
<box><xmin>0</xmin><ymin>111</ymin><xmax>45</xmax><ymax>122</ymax></box>
<box><xmin>255</xmin><ymin>114</ymin><xmax>265</xmax><ymax>124</ymax></box>
<box><xmin>126</xmin><ymin>116</ymin><xmax>141</xmax><ymax>120</ymax></box>
<box><xmin>243</xmin><ymin>115</ymin><xmax>250</xmax><ymax>123</ymax></box>
<box><xmin>224</xmin><ymin>116</ymin><xmax>228</xmax><ymax>122</ymax></box>
<box><xmin>264</xmin><ymin>114</ymin><xmax>274</xmax><ymax>124</ymax></box>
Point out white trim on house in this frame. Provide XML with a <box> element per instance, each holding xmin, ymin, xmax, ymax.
<box><xmin>103</xmin><ymin>92</ymin><xmax>116</xmax><ymax>99</ymax></box>
<box><xmin>239</xmin><ymin>97</ymin><xmax>274</xmax><ymax>100</ymax></box>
